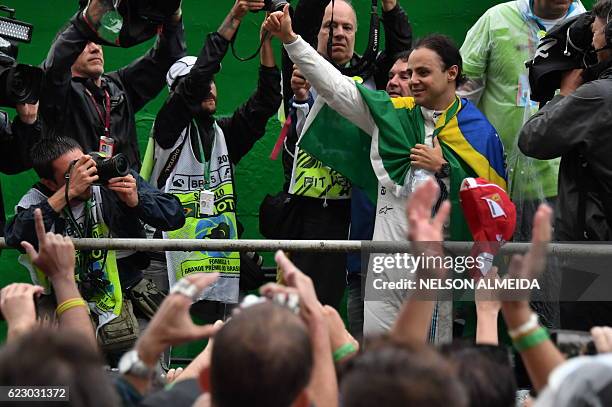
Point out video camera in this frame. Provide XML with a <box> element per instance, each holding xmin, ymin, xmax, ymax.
<box><xmin>78</xmin><ymin>0</ymin><xmax>181</xmax><ymax>47</ymax></box>
<box><xmin>527</xmin><ymin>12</ymin><xmax>597</xmax><ymax>104</ymax></box>
<box><xmin>0</xmin><ymin>5</ymin><xmax>42</xmax><ymax>107</ymax></box>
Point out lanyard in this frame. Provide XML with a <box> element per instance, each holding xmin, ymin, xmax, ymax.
<box><xmin>432</xmin><ymin>97</ymin><xmax>461</xmax><ymax>139</ymax></box>
<box><xmin>85</xmin><ymin>88</ymin><xmax>111</xmax><ymax>139</ymax></box>
<box><xmin>63</xmin><ymin>200</ymin><xmax>91</xmax><ymax>239</ymax></box>
<box><xmin>193</xmin><ymin>121</ymin><xmax>213</xmax><ymax>189</ymax></box>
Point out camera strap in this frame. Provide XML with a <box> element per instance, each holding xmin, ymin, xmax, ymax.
<box><xmin>327</xmin><ymin>0</ymin><xmax>380</xmax><ymax>78</ymax></box>
<box><xmin>85</xmin><ymin>88</ymin><xmax>112</xmax><ymax>140</ymax></box>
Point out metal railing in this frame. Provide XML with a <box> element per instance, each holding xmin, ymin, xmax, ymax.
<box><xmin>1</xmin><ymin>238</ymin><xmax>612</xmax><ymax>258</ymax></box>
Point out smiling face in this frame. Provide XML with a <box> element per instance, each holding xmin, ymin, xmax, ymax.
<box><xmin>386</xmin><ymin>58</ymin><xmax>411</xmax><ymax>98</ymax></box>
<box><xmin>71</xmin><ymin>42</ymin><xmax>104</xmax><ymax>80</ymax></box>
<box><xmin>407</xmin><ymin>47</ymin><xmax>458</xmax><ymax>110</ymax></box>
<box><xmin>316</xmin><ymin>0</ymin><xmax>357</xmax><ymax>65</ymax></box>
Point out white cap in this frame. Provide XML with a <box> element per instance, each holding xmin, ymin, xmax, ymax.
<box><xmin>166</xmin><ymin>56</ymin><xmax>197</xmax><ymax>89</ymax></box>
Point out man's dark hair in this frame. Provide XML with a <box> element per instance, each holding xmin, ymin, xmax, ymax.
<box><xmin>0</xmin><ymin>329</ymin><xmax>118</xmax><ymax>407</ymax></box>
<box><xmin>395</xmin><ymin>49</ymin><xmax>412</xmax><ymax>63</ymax></box>
<box><xmin>440</xmin><ymin>342</ymin><xmax>517</xmax><ymax>407</ymax></box>
<box><xmin>211</xmin><ymin>302</ymin><xmax>313</xmax><ymax>407</ymax></box>
<box><xmin>593</xmin><ymin>0</ymin><xmax>612</xmax><ymax>20</ymax></box>
<box><xmin>414</xmin><ymin>34</ymin><xmax>466</xmax><ymax>86</ymax></box>
<box><xmin>340</xmin><ymin>339</ymin><xmax>469</xmax><ymax>407</ymax></box>
<box><xmin>31</xmin><ymin>137</ymin><xmax>82</xmax><ymax>180</ymax></box>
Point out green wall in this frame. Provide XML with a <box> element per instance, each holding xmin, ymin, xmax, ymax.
<box><xmin>0</xmin><ymin>0</ymin><xmax>595</xmax><ymax>336</ymax></box>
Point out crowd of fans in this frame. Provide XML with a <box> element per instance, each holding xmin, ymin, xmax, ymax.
<box><xmin>2</xmin><ymin>0</ymin><xmax>612</xmax><ymax>405</ymax></box>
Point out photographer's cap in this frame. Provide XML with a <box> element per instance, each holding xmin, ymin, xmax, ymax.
<box><xmin>166</xmin><ymin>56</ymin><xmax>197</xmax><ymax>90</ymax></box>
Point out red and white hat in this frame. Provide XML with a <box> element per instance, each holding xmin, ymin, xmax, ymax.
<box><xmin>459</xmin><ymin>177</ymin><xmax>517</xmax><ymax>276</ymax></box>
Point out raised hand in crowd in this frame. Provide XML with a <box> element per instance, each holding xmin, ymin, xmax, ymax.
<box><xmin>323</xmin><ymin>305</ymin><xmax>359</xmax><ymax>362</ymax></box>
<box><xmin>20</xmin><ymin>208</ymin><xmax>96</xmax><ymax>349</ymax></box>
<box><xmin>475</xmin><ymin>266</ymin><xmax>502</xmax><ymax>345</ymax></box>
<box><xmin>260</xmin><ymin>250</ymin><xmax>339</xmax><ymax>407</ymax></box>
<box><xmin>127</xmin><ymin>273</ymin><xmax>222</xmax><ymax>394</ymax></box>
<box><xmin>218</xmin><ymin>0</ymin><xmax>266</xmax><ymax>41</ymax></box>
<box><xmin>15</xmin><ymin>102</ymin><xmax>38</xmax><ymax>125</ymax></box>
<box><xmin>500</xmin><ymin>204</ymin><xmax>565</xmax><ymax>391</ymax></box>
<box><xmin>291</xmin><ymin>64</ymin><xmax>311</xmax><ymax>102</ymax></box>
<box><xmin>591</xmin><ymin>326</ymin><xmax>612</xmax><ymax>353</ymax></box>
<box><xmin>392</xmin><ymin>179</ymin><xmax>451</xmax><ymax>345</ymax></box>
<box><xmin>0</xmin><ymin>283</ymin><xmax>44</xmax><ymax>343</ymax></box>
<box><xmin>107</xmin><ymin>174</ymin><xmax>139</xmax><ymax>208</ymax></box>
<box><xmin>263</xmin><ymin>5</ymin><xmax>297</xmax><ymax>44</ymax></box>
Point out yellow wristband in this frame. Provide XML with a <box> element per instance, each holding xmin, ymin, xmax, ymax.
<box><xmin>56</xmin><ymin>298</ymin><xmax>89</xmax><ymax>317</ymax></box>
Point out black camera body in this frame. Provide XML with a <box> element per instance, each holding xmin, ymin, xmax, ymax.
<box><xmin>89</xmin><ymin>152</ymin><xmax>130</xmax><ymax>184</ymax></box>
<box><xmin>264</xmin><ymin>0</ymin><xmax>289</xmax><ymax>12</ymax></box>
<box><xmin>78</xmin><ymin>0</ymin><xmax>181</xmax><ymax>47</ymax></box>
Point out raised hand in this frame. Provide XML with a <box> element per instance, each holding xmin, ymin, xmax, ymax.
<box><xmin>0</xmin><ymin>283</ymin><xmax>44</xmax><ymax>342</ymax></box>
<box><xmin>263</xmin><ymin>5</ymin><xmax>296</xmax><ymax>43</ymax></box>
<box><xmin>136</xmin><ymin>273</ymin><xmax>222</xmax><ymax>367</ymax></box>
<box><xmin>21</xmin><ymin>208</ymin><xmax>76</xmax><ymax>282</ymax></box>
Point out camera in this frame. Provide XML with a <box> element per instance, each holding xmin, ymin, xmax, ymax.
<box><xmin>89</xmin><ymin>152</ymin><xmax>130</xmax><ymax>184</ymax></box>
<box><xmin>264</xmin><ymin>0</ymin><xmax>289</xmax><ymax>12</ymax></box>
<box><xmin>527</xmin><ymin>12</ymin><xmax>597</xmax><ymax>103</ymax></box>
<box><xmin>250</xmin><ymin>0</ymin><xmax>289</xmax><ymax>13</ymax></box>
<box><xmin>78</xmin><ymin>0</ymin><xmax>181</xmax><ymax>47</ymax></box>
<box><xmin>0</xmin><ymin>6</ymin><xmax>42</xmax><ymax>107</ymax></box>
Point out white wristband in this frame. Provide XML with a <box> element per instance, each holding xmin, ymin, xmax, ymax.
<box><xmin>508</xmin><ymin>313</ymin><xmax>539</xmax><ymax>340</ymax></box>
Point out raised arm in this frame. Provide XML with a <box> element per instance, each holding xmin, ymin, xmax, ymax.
<box><xmin>153</xmin><ymin>0</ymin><xmax>265</xmax><ymax>149</ymax></box>
<box><xmin>218</xmin><ymin>23</ymin><xmax>281</xmax><ymax>164</ymax></box>
<box><xmin>375</xmin><ymin>0</ymin><xmax>413</xmax><ymax>89</ymax></box>
<box><xmin>264</xmin><ymin>6</ymin><xmax>376</xmax><ymax>135</ymax></box>
<box><xmin>113</xmin><ymin>9</ymin><xmax>187</xmax><ymax>113</ymax></box>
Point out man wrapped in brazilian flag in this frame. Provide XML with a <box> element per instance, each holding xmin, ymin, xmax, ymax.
<box><xmin>265</xmin><ymin>8</ymin><xmax>507</xmax><ymax>341</ymax></box>
<box><xmin>144</xmin><ymin>0</ymin><xmax>281</xmax><ymax>307</ymax></box>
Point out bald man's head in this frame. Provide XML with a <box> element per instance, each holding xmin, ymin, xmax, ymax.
<box><xmin>317</xmin><ymin>0</ymin><xmax>357</xmax><ymax>65</ymax></box>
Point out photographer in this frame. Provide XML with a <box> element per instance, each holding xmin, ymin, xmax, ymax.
<box><xmin>40</xmin><ymin>0</ymin><xmax>186</xmax><ymax>169</ymax></box>
<box><xmin>519</xmin><ymin>0</ymin><xmax>612</xmax><ymax>330</ymax></box>
<box><xmin>273</xmin><ymin>0</ymin><xmax>412</xmax><ymax>311</ymax></box>
<box><xmin>4</xmin><ymin>137</ymin><xmax>185</xmax><ymax>356</ymax></box>
<box><xmin>0</xmin><ymin>103</ymin><xmax>40</xmax><ymax>237</ymax></box>
<box><xmin>148</xmin><ymin>0</ymin><xmax>281</xmax><ymax>309</ymax></box>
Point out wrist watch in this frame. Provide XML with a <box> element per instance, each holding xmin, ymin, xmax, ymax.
<box><xmin>118</xmin><ymin>349</ymin><xmax>155</xmax><ymax>379</ymax></box>
<box><xmin>435</xmin><ymin>162</ymin><xmax>450</xmax><ymax>179</ymax></box>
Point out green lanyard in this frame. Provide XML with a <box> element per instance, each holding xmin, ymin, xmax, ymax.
<box><xmin>432</xmin><ymin>97</ymin><xmax>461</xmax><ymax>139</ymax></box>
<box><xmin>193</xmin><ymin>121</ymin><xmax>213</xmax><ymax>189</ymax></box>
<box><xmin>414</xmin><ymin>97</ymin><xmax>461</xmax><ymax>143</ymax></box>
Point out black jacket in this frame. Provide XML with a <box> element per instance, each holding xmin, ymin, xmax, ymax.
<box><xmin>518</xmin><ymin>66</ymin><xmax>612</xmax><ymax>241</ymax></box>
<box><xmin>0</xmin><ymin>113</ymin><xmax>41</xmax><ymax>235</ymax></box>
<box><xmin>5</xmin><ymin>170</ymin><xmax>184</xmax><ymax>248</ymax></box>
<box><xmin>41</xmin><ymin>14</ymin><xmax>187</xmax><ymax>169</ymax></box>
<box><xmin>153</xmin><ymin>32</ymin><xmax>282</xmax><ymax>174</ymax></box>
